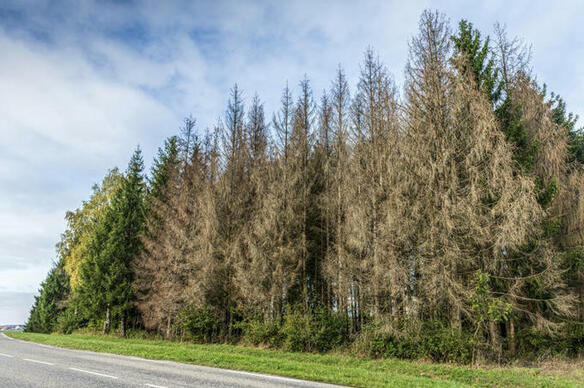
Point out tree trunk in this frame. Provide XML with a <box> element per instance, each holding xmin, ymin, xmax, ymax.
<box><xmin>489</xmin><ymin>320</ymin><xmax>496</xmax><ymax>346</ymax></box>
<box><xmin>489</xmin><ymin>320</ymin><xmax>501</xmax><ymax>362</ymax></box>
<box><xmin>508</xmin><ymin>319</ymin><xmax>516</xmax><ymax>355</ymax></box>
<box><xmin>579</xmin><ymin>271</ymin><xmax>584</xmax><ymax>322</ymax></box>
<box><xmin>451</xmin><ymin>304</ymin><xmax>461</xmax><ymax>330</ymax></box>
<box><xmin>580</xmin><ymin>283</ymin><xmax>584</xmax><ymax>322</ymax></box>
<box><xmin>166</xmin><ymin>315</ymin><xmax>172</xmax><ymax>339</ymax></box>
<box><xmin>119</xmin><ymin>312</ymin><xmax>126</xmax><ymax>338</ymax></box>
<box><xmin>103</xmin><ymin>306</ymin><xmax>111</xmax><ymax>335</ymax></box>
<box><xmin>358</xmin><ymin>282</ymin><xmax>364</xmax><ymax>330</ymax></box>
<box><xmin>392</xmin><ymin>298</ymin><xmax>399</xmax><ymax>322</ymax></box>
<box><xmin>350</xmin><ymin>282</ymin><xmax>357</xmax><ymax>333</ymax></box>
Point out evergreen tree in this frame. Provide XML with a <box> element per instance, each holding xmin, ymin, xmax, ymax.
<box><xmin>236</xmin><ymin>94</ymin><xmax>276</xmax><ymax>317</ymax></box>
<box><xmin>451</xmin><ymin>19</ymin><xmax>502</xmax><ymax>104</ymax></box>
<box><xmin>148</xmin><ymin>136</ymin><xmax>180</xmax><ymax>203</ymax></box>
<box><xmin>25</xmin><ymin>260</ymin><xmax>70</xmax><ymax>333</ymax></box>
<box><xmin>238</xmin><ymin>84</ymin><xmax>301</xmax><ymax>320</ymax></box>
<box><xmin>77</xmin><ymin>148</ymin><xmax>146</xmax><ymax>336</ymax></box>
<box><xmin>323</xmin><ymin>66</ymin><xmax>353</xmax><ymax>318</ymax></box>
<box><xmin>135</xmin><ymin>136</ymin><xmax>181</xmax><ymax>336</ymax></box>
<box><xmin>105</xmin><ymin>147</ymin><xmax>146</xmax><ymax>336</ymax></box>
<box><xmin>289</xmin><ymin>76</ymin><xmax>316</xmax><ymax>308</ymax></box>
<box><xmin>76</xmin><ymin>199</ymin><xmax>115</xmax><ymax>333</ymax></box>
<box><xmin>216</xmin><ymin>84</ymin><xmax>249</xmax><ymax>336</ymax></box>
<box><xmin>273</xmin><ymin>83</ymin><xmax>293</xmax><ymax>156</ymax></box>
<box><xmin>347</xmin><ymin>48</ymin><xmax>401</xmax><ymax>323</ymax></box>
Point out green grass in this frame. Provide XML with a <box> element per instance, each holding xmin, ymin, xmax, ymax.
<box><xmin>5</xmin><ymin>332</ymin><xmax>583</xmax><ymax>387</ymax></box>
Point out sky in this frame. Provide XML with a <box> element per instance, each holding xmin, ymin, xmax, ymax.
<box><xmin>0</xmin><ymin>0</ymin><xmax>583</xmax><ymax>325</ymax></box>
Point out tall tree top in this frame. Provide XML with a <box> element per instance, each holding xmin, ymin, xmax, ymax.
<box><xmin>149</xmin><ymin>136</ymin><xmax>180</xmax><ymax>202</ymax></box>
<box><xmin>127</xmin><ymin>146</ymin><xmax>145</xmax><ymax>182</ymax></box>
<box><xmin>247</xmin><ymin>93</ymin><xmax>268</xmax><ymax>162</ymax></box>
<box><xmin>451</xmin><ymin>19</ymin><xmax>502</xmax><ymax>104</ymax></box>
<box><xmin>273</xmin><ymin>82</ymin><xmax>294</xmax><ymax>155</ymax></box>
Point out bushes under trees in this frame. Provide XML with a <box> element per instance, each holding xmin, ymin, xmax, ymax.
<box><xmin>357</xmin><ymin>320</ymin><xmax>474</xmax><ymax>364</ymax></box>
<box><xmin>175</xmin><ymin>306</ymin><xmax>220</xmax><ymax>343</ymax></box>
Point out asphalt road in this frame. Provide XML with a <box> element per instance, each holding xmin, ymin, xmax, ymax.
<box><xmin>0</xmin><ymin>333</ymin><xmax>343</xmax><ymax>387</ymax></box>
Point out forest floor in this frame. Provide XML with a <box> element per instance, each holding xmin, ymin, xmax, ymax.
<box><xmin>6</xmin><ymin>332</ymin><xmax>584</xmax><ymax>387</ymax></box>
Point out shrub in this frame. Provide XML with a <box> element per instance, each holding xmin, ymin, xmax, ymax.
<box><xmin>357</xmin><ymin>320</ymin><xmax>472</xmax><ymax>363</ymax></box>
<box><xmin>281</xmin><ymin>307</ymin><xmax>349</xmax><ymax>352</ymax></box>
<box><xmin>124</xmin><ymin>329</ymin><xmax>164</xmax><ymax>340</ymax></box>
<box><xmin>417</xmin><ymin>321</ymin><xmax>472</xmax><ymax>363</ymax></box>
<box><xmin>516</xmin><ymin>322</ymin><xmax>584</xmax><ymax>360</ymax></box>
<box><xmin>282</xmin><ymin>309</ymin><xmax>313</xmax><ymax>351</ymax></box>
<box><xmin>56</xmin><ymin>308</ymin><xmax>85</xmax><ymax>334</ymax></box>
<box><xmin>175</xmin><ymin>305</ymin><xmax>219</xmax><ymax>343</ymax></box>
<box><xmin>239</xmin><ymin>316</ymin><xmax>284</xmax><ymax>348</ymax></box>
<box><xmin>311</xmin><ymin>308</ymin><xmax>349</xmax><ymax>352</ymax></box>
<box><xmin>563</xmin><ymin>321</ymin><xmax>584</xmax><ymax>355</ymax></box>
<box><xmin>516</xmin><ymin>326</ymin><xmax>556</xmax><ymax>359</ymax></box>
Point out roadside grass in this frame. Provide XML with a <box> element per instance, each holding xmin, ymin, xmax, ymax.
<box><xmin>5</xmin><ymin>332</ymin><xmax>583</xmax><ymax>387</ymax></box>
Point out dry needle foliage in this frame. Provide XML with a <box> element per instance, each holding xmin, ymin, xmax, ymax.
<box><xmin>127</xmin><ymin>10</ymin><xmax>584</xmax><ymax>358</ymax></box>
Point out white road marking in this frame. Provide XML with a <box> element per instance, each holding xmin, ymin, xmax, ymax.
<box><xmin>69</xmin><ymin>367</ymin><xmax>118</xmax><ymax>379</ymax></box>
<box><xmin>0</xmin><ymin>333</ymin><xmax>14</xmax><ymax>340</ymax></box>
<box><xmin>144</xmin><ymin>384</ymin><xmax>168</xmax><ymax>388</ymax></box>
<box><xmin>228</xmin><ymin>369</ymin><xmax>328</xmax><ymax>384</ymax></box>
<box><xmin>0</xmin><ymin>353</ymin><xmax>14</xmax><ymax>358</ymax></box>
<box><xmin>23</xmin><ymin>358</ymin><xmax>54</xmax><ymax>366</ymax></box>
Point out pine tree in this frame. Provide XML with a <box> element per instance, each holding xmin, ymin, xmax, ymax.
<box><xmin>25</xmin><ymin>260</ymin><xmax>70</xmax><ymax>333</ymax></box>
<box><xmin>247</xmin><ymin>94</ymin><xmax>268</xmax><ymax>165</ymax></box>
<box><xmin>323</xmin><ymin>66</ymin><xmax>352</xmax><ymax>318</ymax></box>
<box><xmin>135</xmin><ymin>136</ymin><xmax>181</xmax><ymax>335</ymax></box>
<box><xmin>239</xmin><ymin>84</ymin><xmax>300</xmax><ymax>319</ymax></box>
<box><xmin>273</xmin><ymin>83</ymin><xmax>294</xmax><ymax>157</ymax></box>
<box><xmin>78</xmin><ymin>149</ymin><xmax>146</xmax><ymax>336</ymax></box>
<box><xmin>148</xmin><ymin>136</ymin><xmax>180</xmax><ymax>203</ymax></box>
<box><xmin>76</xmin><ymin>194</ymin><xmax>116</xmax><ymax>333</ymax></box>
<box><xmin>346</xmin><ymin>48</ymin><xmax>402</xmax><ymax>324</ymax></box>
<box><xmin>236</xmin><ymin>94</ymin><xmax>276</xmax><ymax>317</ymax></box>
<box><xmin>403</xmin><ymin>12</ymin><xmax>571</xmax><ymax>355</ymax></box>
<box><xmin>451</xmin><ymin>19</ymin><xmax>502</xmax><ymax>104</ymax></box>
<box><xmin>216</xmin><ymin>84</ymin><xmax>250</xmax><ymax>336</ymax></box>
<box><xmin>492</xmin><ymin>23</ymin><xmax>537</xmax><ymax>171</ymax></box>
<box><xmin>289</xmin><ymin>76</ymin><xmax>316</xmax><ymax>308</ymax></box>
<box><xmin>309</xmin><ymin>90</ymin><xmax>332</xmax><ymax>309</ymax></box>
<box><xmin>105</xmin><ymin>147</ymin><xmax>146</xmax><ymax>336</ymax></box>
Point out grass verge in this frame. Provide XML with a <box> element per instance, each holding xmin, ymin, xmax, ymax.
<box><xmin>5</xmin><ymin>332</ymin><xmax>583</xmax><ymax>387</ymax></box>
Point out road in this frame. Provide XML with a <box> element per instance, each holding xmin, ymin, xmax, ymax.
<box><xmin>0</xmin><ymin>333</ymin><xmax>343</xmax><ymax>387</ymax></box>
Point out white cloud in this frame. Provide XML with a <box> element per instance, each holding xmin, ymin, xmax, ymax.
<box><xmin>0</xmin><ymin>27</ymin><xmax>185</xmax><ymax>293</ymax></box>
<box><xmin>0</xmin><ymin>32</ymin><xmax>177</xmax><ymax>154</ymax></box>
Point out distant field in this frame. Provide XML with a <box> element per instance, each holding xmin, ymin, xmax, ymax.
<box><xmin>5</xmin><ymin>332</ymin><xmax>584</xmax><ymax>387</ymax></box>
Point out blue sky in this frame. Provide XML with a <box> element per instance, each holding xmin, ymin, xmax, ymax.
<box><xmin>0</xmin><ymin>0</ymin><xmax>582</xmax><ymax>325</ymax></box>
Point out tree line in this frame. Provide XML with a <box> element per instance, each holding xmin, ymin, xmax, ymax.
<box><xmin>27</xmin><ymin>11</ymin><xmax>584</xmax><ymax>363</ymax></box>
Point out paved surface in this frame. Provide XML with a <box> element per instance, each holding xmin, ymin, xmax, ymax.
<box><xmin>0</xmin><ymin>333</ymin><xmax>342</xmax><ymax>387</ymax></box>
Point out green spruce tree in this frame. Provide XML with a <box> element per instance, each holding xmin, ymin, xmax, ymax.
<box><xmin>25</xmin><ymin>260</ymin><xmax>70</xmax><ymax>333</ymax></box>
<box><xmin>452</xmin><ymin>19</ymin><xmax>502</xmax><ymax>104</ymax></box>
<box><xmin>105</xmin><ymin>147</ymin><xmax>146</xmax><ymax>336</ymax></box>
